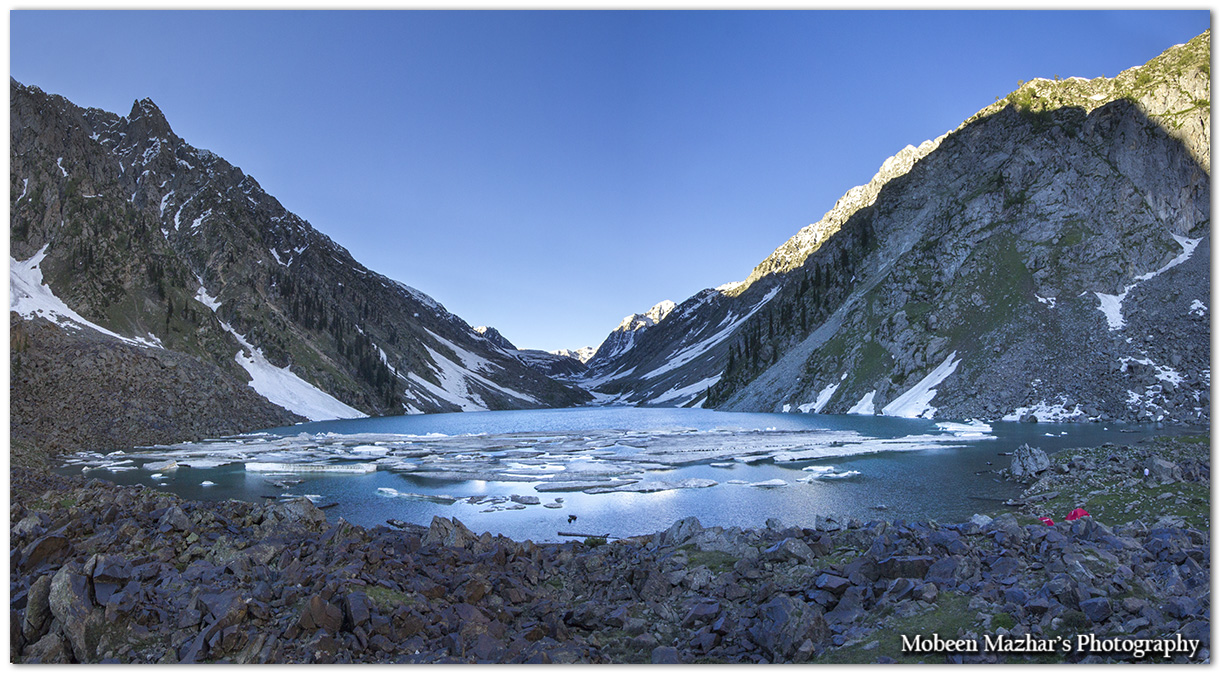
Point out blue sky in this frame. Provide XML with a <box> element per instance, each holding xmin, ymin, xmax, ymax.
<box><xmin>10</xmin><ymin>10</ymin><xmax>1210</xmax><ymax>352</ymax></box>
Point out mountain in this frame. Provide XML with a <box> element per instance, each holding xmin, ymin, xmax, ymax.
<box><xmin>583</xmin><ymin>31</ymin><xmax>1211</xmax><ymax>426</ymax></box>
<box><xmin>472</xmin><ymin>325</ymin><xmax>588</xmax><ymax>378</ymax></box>
<box><xmin>473</xmin><ymin>326</ymin><xmax>517</xmax><ymax>351</ymax></box>
<box><xmin>10</xmin><ymin>79</ymin><xmax>591</xmax><ymax>452</ymax></box>
<box><xmin>550</xmin><ymin>346</ymin><xmax>598</xmax><ymax>364</ymax></box>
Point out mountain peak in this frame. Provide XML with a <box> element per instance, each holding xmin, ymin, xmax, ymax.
<box><xmin>615</xmin><ymin>299</ymin><xmax>676</xmax><ymax>333</ymax></box>
<box><xmin>127</xmin><ymin>97</ymin><xmax>173</xmax><ymax>137</ymax></box>
<box><xmin>474</xmin><ymin>326</ymin><xmax>517</xmax><ymax>351</ymax></box>
<box><xmin>550</xmin><ymin>346</ymin><xmax>598</xmax><ymax>364</ymax></box>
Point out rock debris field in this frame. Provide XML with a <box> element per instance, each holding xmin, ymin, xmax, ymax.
<box><xmin>10</xmin><ymin>436</ymin><xmax>1208</xmax><ymax>663</ymax></box>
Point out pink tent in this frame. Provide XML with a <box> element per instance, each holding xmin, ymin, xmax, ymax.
<box><xmin>1065</xmin><ymin>508</ymin><xmax>1090</xmax><ymax>521</ymax></box>
<box><xmin>1038</xmin><ymin>516</ymin><xmax>1054</xmax><ymax>526</ymax></box>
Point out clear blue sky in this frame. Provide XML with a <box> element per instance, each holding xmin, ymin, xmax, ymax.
<box><xmin>11</xmin><ymin>10</ymin><xmax>1210</xmax><ymax>352</ymax></box>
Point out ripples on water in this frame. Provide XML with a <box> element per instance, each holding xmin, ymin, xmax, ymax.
<box><xmin>60</xmin><ymin>407</ymin><xmax>1193</xmax><ymax>542</ymax></box>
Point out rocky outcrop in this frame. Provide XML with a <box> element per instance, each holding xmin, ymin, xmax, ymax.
<box><xmin>10</xmin><ymin>437</ymin><xmax>1209</xmax><ymax>664</ymax></box>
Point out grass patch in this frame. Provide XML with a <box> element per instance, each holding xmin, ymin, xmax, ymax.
<box><xmin>815</xmin><ymin>592</ymin><xmax>976</xmax><ymax>664</ymax></box>
<box><xmin>365</xmin><ymin>586</ymin><xmax>418</xmax><ymax>611</ymax></box>
<box><xmin>679</xmin><ymin>545</ymin><xmax>738</xmax><ymax>574</ymax></box>
<box><xmin>815</xmin><ymin>547</ymin><xmax>861</xmax><ymax>569</ymax></box>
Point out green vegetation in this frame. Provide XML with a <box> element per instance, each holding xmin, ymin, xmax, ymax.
<box><xmin>816</xmin><ymin>593</ymin><xmax>975</xmax><ymax>664</ymax></box>
<box><xmin>679</xmin><ymin>545</ymin><xmax>737</xmax><ymax>574</ymax></box>
<box><xmin>991</xmin><ymin>612</ymin><xmax>1017</xmax><ymax>631</ymax></box>
<box><xmin>365</xmin><ymin>585</ymin><xmax>418</xmax><ymax>611</ymax></box>
<box><xmin>1015</xmin><ymin>438</ymin><xmax>1210</xmax><ymax>530</ymax></box>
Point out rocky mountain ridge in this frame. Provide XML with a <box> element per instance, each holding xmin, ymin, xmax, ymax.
<box><xmin>10</xmin><ymin>79</ymin><xmax>590</xmax><ymax>452</ymax></box>
<box><xmin>580</xmin><ymin>31</ymin><xmax>1211</xmax><ymax>426</ymax></box>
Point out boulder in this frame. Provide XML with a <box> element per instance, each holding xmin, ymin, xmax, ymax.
<box><xmin>1010</xmin><ymin>444</ymin><xmax>1051</xmax><ymax>480</ymax></box>
<box><xmin>750</xmin><ymin>594</ymin><xmax>829</xmax><ymax>662</ymax></box>
<box><xmin>1080</xmin><ymin>597</ymin><xmax>1112</xmax><ymax>624</ymax></box>
<box><xmin>815</xmin><ymin>573</ymin><xmax>850</xmax><ymax>596</ymax></box>
<box><xmin>276</xmin><ymin>498</ymin><xmax>328</xmax><ymax>529</ymax></box>
<box><xmin>48</xmin><ymin>563</ymin><xmax>102</xmax><ymax>662</ymax></box>
<box><xmin>650</xmin><ymin>646</ymin><xmax>681</xmax><ymax>664</ymax></box>
<box><xmin>23</xmin><ymin>632</ymin><xmax>72</xmax><ymax>664</ymax></box>
<box><xmin>22</xmin><ymin>574</ymin><xmax>54</xmax><ymax>642</ymax></box>
<box><xmin>663</xmin><ymin>517</ymin><xmax>704</xmax><ymax>547</ymax></box>
<box><xmin>763</xmin><ymin>538</ymin><xmax>816</xmax><ymax>565</ymax></box>
<box><xmin>878</xmin><ymin>555</ymin><xmax>935</xmax><ymax>579</ymax></box>
<box><xmin>1143</xmin><ymin>457</ymin><xmax>1183</xmax><ymax>483</ymax></box>
<box><xmin>424</xmin><ymin>517</ymin><xmax>477</xmax><ymax>549</ymax></box>
<box><xmin>299</xmin><ymin>595</ymin><xmax>343</xmax><ymax>634</ymax></box>
<box><xmin>90</xmin><ymin>555</ymin><xmax>133</xmax><ymax>605</ymax></box>
<box><xmin>21</xmin><ymin>534</ymin><xmax>71</xmax><ymax>570</ymax></box>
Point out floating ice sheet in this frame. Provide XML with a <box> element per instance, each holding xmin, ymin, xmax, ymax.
<box><xmin>90</xmin><ymin>422</ymin><xmax>992</xmax><ymax>489</ymax></box>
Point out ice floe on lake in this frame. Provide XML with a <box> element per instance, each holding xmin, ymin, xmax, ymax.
<box><xmin>67</xmin><ymin>422</ymin><xmax>994</xmax><ymax>497</ymax></box>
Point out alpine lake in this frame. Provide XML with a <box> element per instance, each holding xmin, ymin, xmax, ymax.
<box><xmin>58</xmin><ymin>407</ymin><xmax>1199</xmax><ymax>543</ymax></box>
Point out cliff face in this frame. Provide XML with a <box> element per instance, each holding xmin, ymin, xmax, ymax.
<box><xmin>587</xmin><ymin>31</ymin><xmax>1211</xmax><ymax>425</ymax></box>
<box><xmin>10</xmin><ymin>79</ymin><xmax>590</xmax><ymax>451</ymax></box>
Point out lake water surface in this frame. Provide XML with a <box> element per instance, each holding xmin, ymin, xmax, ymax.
<box><xmin>60</xmin><ymin>408</ymin><xmax>1194</xmax><ymax>542</ymax></box>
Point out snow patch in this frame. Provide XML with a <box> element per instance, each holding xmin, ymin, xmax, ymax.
<box><xmin>1095</xmin><ymin>291</ymin><xmax>1127</xmax><ymax>330</ymax></box>
<box><xmin>191</xmin><ymin>208</ymin><xmax>212</xmax><ymax>231</ymax></box>
<box><xmin>1095</xmin><ymin>234</ymin><xmax>1203</xmax><ymax>330</ymax></box>
<box><xmin>56</xmin><ymin>157</ymin><xmax>68</xmax><ymax>177</ymax></box>
<box><xmin>1190</xmin><ymin>300</ymin><xmax>1207</xmax><ymax>317</ymax></box>
<box><xmin>218</xmin><ymin>320</ymin><xmax>366</xmax><ymax>421</ymax></box>
<box><xmin>11</xmin><ymin>246</ymin><xmax>161</xmax><ymax>348</ymax></box>
<box><xmin>799</xmin><ymin>378</ymin><xmax>842</xmax><ymax>414</ymax></box>
<box><xmin>194</xmin><ymin>280</ymin><xmax>222</xmax><ymax>311</ymax></box>
<box><xmin>649</xmin><ymin>374</ymin><xmax>722</xmax><ymax>406</ymax></box>
<box><xmin>1002</xmin><ymin>400</ymin><xmax>1084</xmax><ymax>422</ymax></box>
<box><xmin>1035</xmin><ymin>294</ymin><xmax>1056</xmax><ymax>308</ymax></box>
<box><xmin>847</xmin><ymin>390</ymin><xmax>876</xmax><ymax>416</ymax></box>
<box><xmin>881</xmin><ymin>352</ymin><xmax>960</xmax><ymax>419</ymax></box>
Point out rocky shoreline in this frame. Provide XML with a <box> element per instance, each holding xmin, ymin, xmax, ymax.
<box><xmin>10</xmin><ymin>437</ymin><xmax>1209</xmax><ymax>664</ymax></box>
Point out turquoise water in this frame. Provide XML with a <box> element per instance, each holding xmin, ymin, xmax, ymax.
<box><xmin>63</xmin><ymin>407</ymin><xmax>1195</xmax><ymax>542</ymax></box>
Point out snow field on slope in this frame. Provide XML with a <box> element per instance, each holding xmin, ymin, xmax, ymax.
<box><xmin>649</xmin><ymin>374</ymin><xmax>723</xmax><ymax>405</ymax></box>
<box><xmin>224</xmin><ymin>323</ymin><xmax>367</xmax><ymax>422</ymax></box>
<box><xmin>191</xmin><ymin>278</ymin><xmax>365</xmax><ymax>421</ymax></box>
<box><xmin>1094</xmin><ymin>234</ymin><xmax>1202</xmax><ymax>330</ymax></box>
<box><xmin>642</xmin><ymin>286</ymin><xmax>781</xmax><ymax>381</ymax></box>
<box><xmin>847</xmin><ymin>391</ymin><xmax>877</xmax><ymax>416</ymax></box>
<box><xmin>881</xmin><ymin>352</ymin><xmax>960</xmax><ymax>419</ymax></box>
<box><xmin>11</xmin><ymin>245</ymin><xmax>162</xmax><ymax>349</ymax></box>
